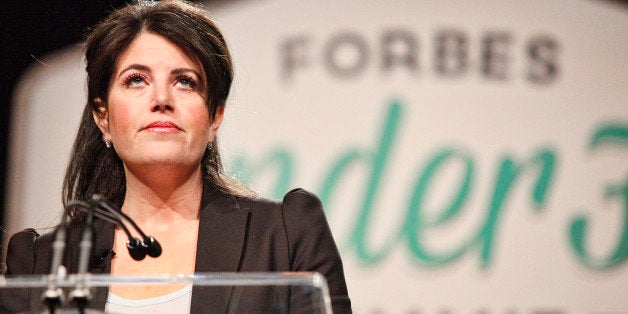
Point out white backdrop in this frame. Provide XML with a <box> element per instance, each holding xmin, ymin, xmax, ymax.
<box><xmin>7</xmin><ymin>0</ymin><xmax>628</xmax><ymax>312</ymax></box>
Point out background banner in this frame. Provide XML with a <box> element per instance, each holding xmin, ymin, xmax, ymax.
<box><xmin>7</xmin><ymin>0</ymin><xmax>627</xmax><ymax>312</ymax></box>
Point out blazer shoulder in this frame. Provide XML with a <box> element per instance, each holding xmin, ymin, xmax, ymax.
<box><xmin>1</xmin><ymin>228</ymin><xmax>59</xmax><ymax>313</ymax></box>
<box><xmin>238</xmin><ymin>188</ymin><xmax>325</xmax><ymax>224</ymax></box>
<box><xmin>4</xmin><ymin>228</ymin><xmax>40</xmax><ymax>275</ymax></box>
<box><xmin>280</xmin><ymin>188</ymin><xmax>330</xmax><ymax>238</ymax></box>
<box><xmin>282</xmin><ymin>188</ymin><xmax>324</xmax><ymax>215</ymax></box>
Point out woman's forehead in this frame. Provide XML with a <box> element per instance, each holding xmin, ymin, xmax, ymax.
<box><xmin>114</xmin><ymin>32</ymin><xmax>203</xmax><ymax>75</ymax></box>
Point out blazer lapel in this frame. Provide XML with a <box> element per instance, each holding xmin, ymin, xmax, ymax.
<box><xmin>88</xmin><ymin>218</ymin><xmax>116</xmax><ymax>311</ymax></box>
<box><xmin>191</xmin><ymin>188</ymin><xmax>251</xmax><ymax>313</ymax></box>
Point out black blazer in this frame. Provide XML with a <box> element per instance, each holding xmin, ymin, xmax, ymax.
<box><xmin>1</xmin><ymin>187</ymin><xmax>352</xmax><ymax>313</ymax></box>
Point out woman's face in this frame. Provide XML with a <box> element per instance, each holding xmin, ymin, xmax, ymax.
<box><xmin>94</xmin><ymin>32</ymin><xmax>222</xmax><ymax>174</ymax></box>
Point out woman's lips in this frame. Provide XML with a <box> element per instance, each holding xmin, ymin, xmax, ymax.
<box><xmin>142</xmin><ymin>121</ymin><xmax>182</xmax><ymax>133</ymax></box>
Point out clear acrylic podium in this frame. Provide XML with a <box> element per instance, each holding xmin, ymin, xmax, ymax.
<box><xmin>0</xmin><ymin>272</ymin><xmax>332</xmax><ymax>313</ymax></box>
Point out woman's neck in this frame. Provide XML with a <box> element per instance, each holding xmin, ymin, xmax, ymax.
<box><xmin>120</xmin><ymin>164</ymin><xmax>204</xmax><ymax>229</ymax></box>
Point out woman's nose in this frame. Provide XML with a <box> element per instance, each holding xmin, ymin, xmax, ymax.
<box><xmin>152</xmin><ymin>84</ymin><xmax>174</xmax><ymax>112</ymax></box>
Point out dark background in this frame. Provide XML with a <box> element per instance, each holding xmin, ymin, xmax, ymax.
<box><xmin>0</xmin><ymin>0</ymin><xmax>212</xmax><ymax>240</ymax></box>
<box><xmin>0</xmin><ymin>0</ymin><xmax>625</xmax><ymax>241</ymax></box>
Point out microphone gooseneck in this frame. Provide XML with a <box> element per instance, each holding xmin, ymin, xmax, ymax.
<box><xmin>72</xmin><ymin>200</ymin><xmax>148</xmax><ymax>261</ymax></box>
<box><xmin>89</xmin><ymin>194</ymin><xmax>162</xmax><ymax>260</ymax></box>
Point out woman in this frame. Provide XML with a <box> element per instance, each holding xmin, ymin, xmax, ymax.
<box><xmin>1</xmin><ymin>1</ymin><xmax>351</xmax><ymax>313</ymax></box>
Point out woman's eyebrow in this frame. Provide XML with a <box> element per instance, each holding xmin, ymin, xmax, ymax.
<box><xmin>171</xmin><ymin>68</ymin><xmax>201</xmax><ymax>78</ymax></box>
<box><xmin>117</xmin><ymin>65</ymin><xmax>201</xmax><ymax>79</ymax></box>
<box><xmin>117</xmin><ymin>64</ymin><xmax>150</xmax><ymax>78</ymax></box>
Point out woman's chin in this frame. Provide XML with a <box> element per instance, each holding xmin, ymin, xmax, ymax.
<box><xmin>124</xmin><ymin>155</ymin><xmax>198</xmax><ymax>171</ymax></box>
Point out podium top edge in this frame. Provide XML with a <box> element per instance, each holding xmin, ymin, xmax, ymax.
<box><xmin>0</xmin><ymin>272</ymin><xmax>328</xmax><ymax>289</ymax></box>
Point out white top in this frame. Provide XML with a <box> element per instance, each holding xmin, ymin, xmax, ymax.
<box><xmin>104</xmin><ymin>285</ymin><xmax>192</xmax><ymax>314</ymax></box>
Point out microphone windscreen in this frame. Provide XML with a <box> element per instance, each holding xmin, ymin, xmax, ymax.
<box><xmin>143</xmin><ymin>236</ymin><xmax>162</xmax><ymax>258</ymax></box>
<box><xmin>126</xmin><ymin>237</ymin><xmax>147</xmax><ymax>261</ymax></box>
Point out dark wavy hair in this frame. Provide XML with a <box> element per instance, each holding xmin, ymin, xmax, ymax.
<box><xmin>63</xmin><ymin>0</ymin><xmax>246</xmax><ymax>219</ymax></box>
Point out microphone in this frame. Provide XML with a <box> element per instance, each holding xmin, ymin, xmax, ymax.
<box><xmin>89</xmin><ymin>194</ymin><xmax>162</xmax><ymax>260</ymax></box>
<box><xmin>41</xmin><ymin>202</ymin><xmax>73</xmax><ymax>313</ymax></box>
<box><xmin>68</xmin><ymin>201</ymin><xmax>95</xmax><ymax>311</ymax></box>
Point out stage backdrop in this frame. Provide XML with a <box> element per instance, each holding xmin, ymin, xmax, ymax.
<box><xmin>7</xmin><ymin>0</ymin><xmax>627</xmax><ymax>312</ymax></box>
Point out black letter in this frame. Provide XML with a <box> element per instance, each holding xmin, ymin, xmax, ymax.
<box><xmin>481</xmin><ymin>31</ymin><xmax>511</xmax><ymax>80</ymax></box>
<box><xmin>324</xmin><ymin>32</ymin><xmax>369</xmax><ymax>78</ymax></box>
<box><xmin>381</xmin><ymin>29</ymin><xmax>419</xmax><ymax>75</ymax></box>
<box><xmin>527</xmin><ymin>35</ymin><xmax>559</xmax><ymax>84</ymax></box>
<box><xmin>281</xmin><ymin>35</ymin><xmax>311</xmax><ymax>81</ymax></box>
<box><xmin>435</xmin><ymin>30</ymin><xmax>468</xmax><ymax>77</ymax></box>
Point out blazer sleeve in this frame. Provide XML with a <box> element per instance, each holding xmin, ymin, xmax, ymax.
<box><xmin>0</xmin><ymin>228</ymin><xmax>39</xmax><ymax>314</ymax></box>
<box><xmin>281</xmin><ymin>188</ymin><xmax>352</xmax><ymax>313</ymax></box>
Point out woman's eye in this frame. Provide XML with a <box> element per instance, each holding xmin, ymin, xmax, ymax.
<box><xmin>124</xmin><ymin>74</ymin><xmax>146</xmax><ymax>87</ymax></box>
<box><xmin>176</xmin><ymin>76</ymin><xmax>197</xmax><ymax>89</ymax></box>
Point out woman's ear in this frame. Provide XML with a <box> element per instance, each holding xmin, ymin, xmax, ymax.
<box><xmin>208</xmin><ymin>106</ymin><xmax>225</xmax><ymax>142</ymax></box>
<box><xmin>92</xmin><ymin>98</ymin><xmax>111</xmax><ymax>141</ymax></box>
